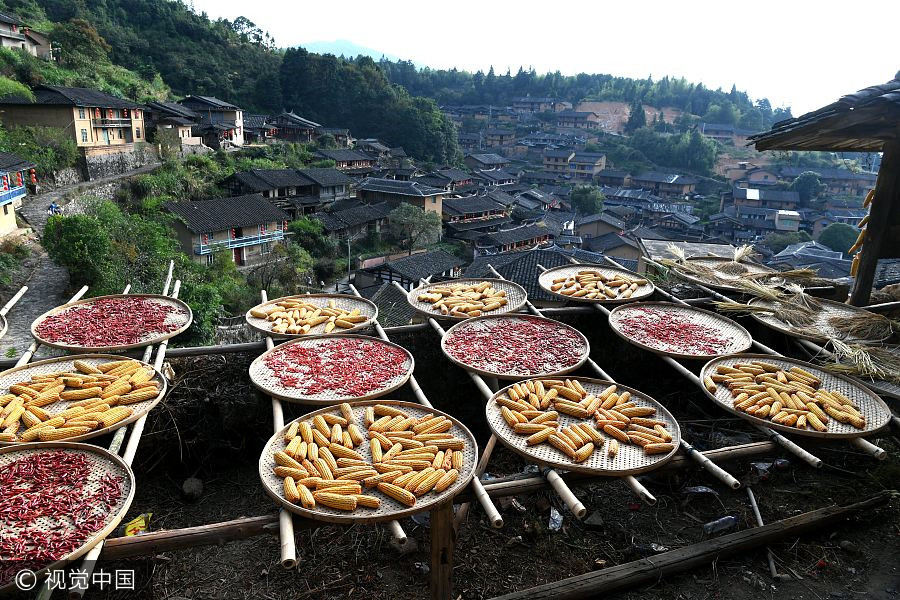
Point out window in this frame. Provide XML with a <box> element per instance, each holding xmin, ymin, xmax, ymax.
<box><xmin>81</xmin><ymin>129</ymin><xmax>88</xmax><ymax>143</ymax></box>
<box><xmin>136</xmin><ymin>128</ymin><xmax>142</xmax><ymax>139</ymax></box>
<box><xmin>118</xmin><ymin>128</ymin><xmax>123</xmax><ymax>139</ymax></box>
<box><xmin>3</xmin><ymin>205</ymin><xmax>7</xmax><ymax>215</ymax></box>
<box><xmin>78</xmin><ymin>108</ymin><xmax>85</xmax><ymax>119</ymax></box>
<box><xmin>206</xmin><ymin>254</ymin><xmax>215</xmax><ymax>265</ymax></box>
<box><xmin>260</xmin><ymin>242</ymin><xmax>271</xmax><ymax>255</ymax></box>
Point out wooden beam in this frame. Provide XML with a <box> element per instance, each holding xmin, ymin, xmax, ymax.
<box><xmin>490</xmin><ymin>491</ymin><xmax>893</xmax><ymax>600</ymax></box>
<box><xmin>430</xmin><ymin>501</ymin><xmax>456</xmax><ymax>600</ymax></box>
<box><xmin>850</xmin><ymin>140</ymin><xmax>900</xmax><ymax>305</ymax></box>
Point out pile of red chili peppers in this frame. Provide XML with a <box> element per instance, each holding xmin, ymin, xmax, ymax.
<box><xmin>263</xmin><ymin>338</ymin><xmax>409</xmax><ymax>397</ymax></box>
<box><xmin>36</xmin><ymin>297</ymin><xmax>186</xmax><ymax>347</ymax></box>
<box><xmin>616</xmin><ymin>307</ymin><xmax>731</xmax><ymax>355</ymax></box>
<box><xmin>0</xmin><ymin>450</ymin><xmax>123</xmax><ymax>585</ymax></box>
<box><xmin>444</xmin><ymin>316</ymin><xmax>586</xmax><ymax>376</ymax></box>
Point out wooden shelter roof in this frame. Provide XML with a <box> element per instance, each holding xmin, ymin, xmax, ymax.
<box><xmin>749</xmin><ymin>73</ymin><xmax>900</xmax><ymax>152</ymax></box>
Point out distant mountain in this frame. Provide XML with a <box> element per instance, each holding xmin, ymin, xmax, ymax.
<box><xmin>300</xmin><ymin>40</ymin><xmax>412</xmax><ymax>64</ymax></box>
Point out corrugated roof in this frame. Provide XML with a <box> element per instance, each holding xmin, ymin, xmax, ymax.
<box><xmin>166</xmin><ymin>194</ymin><xmax>289</xmax><ymax>232</ymax></box>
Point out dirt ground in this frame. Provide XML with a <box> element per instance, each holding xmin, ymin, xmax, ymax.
<box><xmin>10</xmin><ymin>310</ymin><xmax>898</xmax><ymax>600</ymax></box>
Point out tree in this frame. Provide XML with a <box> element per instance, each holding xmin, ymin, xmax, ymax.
<box><xmin>288</xmin><ymin>216</ymin><xmax>336</xmax><ymax>258</ymax></box>
<box><xmin>818</xmin><ymin>223</ymin><xmax>859</xmax><ymax>255</ymax></box>
<box><xmin>387</xmin><ymin>203</ymin><xmax>442</xmax><ymax>255</ymax></box>
<box><xmin>624</xmin><ymin>99</ymin><xmax>646</xmax><ymax>134</ymax></box>
<box><xmin>789</xmin><ymin>171</ymin><xmax>826</xmax><ymax>205</ymax></box>
<box><xmin>569</xmin><ymin>186</ymin><xmax>604</xmax><ymax>215</ymax></box>
<box><xmin>316</xmin><ymin>133</ymin><xmax>338</xmax><ymax>149</ymax></box>
<box><xmin>763</xmin><ymin>230</ymin><xmax>811</xmax><ymax>254</ymax></box>
<box><xmin>43</xmin><ymin>214</ymin><xmax>111</xmax><ymax>288</ymax></box>
<box><xmin>51</xmin><ymin>19</ymin><xmax>111</xmax><ymax>70</ymax></box>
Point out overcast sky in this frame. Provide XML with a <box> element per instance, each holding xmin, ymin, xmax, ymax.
<box><xmin>189</xmin><ymin>0</ymin><xmax>899</xmax><ymax>115</ymax></box>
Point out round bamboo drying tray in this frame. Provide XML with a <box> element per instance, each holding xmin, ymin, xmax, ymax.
<box><xmin>440</xmin><ymin>314</ymin><xmax>590</xmax><ymax>380</ymax></box>
<box><xmin>699</xmin><ymin>353</ymin><xmax>891</xmax><ymax>439</ymax></box>
<box><xmin>672</xmin><ymin>257</ymin><xmax>777</xmax><ymax>292</ymax></box>
<box><xmin>486</xmin><ymin>377</ymin><xmax>681</xmax><ymax>475</ymax></box>
<box><xmin>537</xmin><ymin>264</ymin><xmax>655</xmax><ymax>304</ymax></box>
<box><xmin>406</xmin><ymin>278</ymin><xmax>527</xmax><ymax>320</ymax></box>
<box><xmin>0</xmin><ymin>442</ymin><xmax>136</xmax><ymax>594</ymax></box>
<box><xmin>31</xmin><ymin>294</ymin><xmax>192</xmax><ymax>352</ymax></box>
<box><xmin>249</xmin><ymin>334</ymin><xmax>414</xmax><ymax>405</ymax></box>
<box><xmin>245</xmin><ymin>293</ymin><xmax>378</xmax><ymax>338</ymax></box>
<box><xmin>608</xmin><ymin>301</ymin><xmax>753</xmax><ymax>359</ymax></box>
<box><xmin>0</xmin><ymin>355</ymin><xmax>168</xmax><ymax>446</ymax></box>
<box><xmin>747</xmin><ymin>297</ymin><xmax>890</xmax><ymax>344</ymax></box>
<box><xmin>259</xmin><ymin>400</ymin><xmax>478</xmax><ymax>524</ymax></box>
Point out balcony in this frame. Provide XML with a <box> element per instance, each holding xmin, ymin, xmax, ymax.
<box><xmin>95</xmin><ymin>118</ymin><xmax>132</xmax><ymax>127</ymax></box>
<box><xmin>194</xmin><ymin>231</ymin><xmax>284</xmax><ymax>255</ymax></box>
<box><xmin>0</xmin><ymin>185</ymin><xmax>26</xmax><ymax>205</ymax></box>
<box><xmin>0</xmin><ymin>30</ymin><xmax>26</xmax><ymax>41</ymax></box>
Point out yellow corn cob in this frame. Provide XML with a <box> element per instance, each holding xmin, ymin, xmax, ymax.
<box><xmin>297</xmin><ymin>484</ymin><xmax>316</xmax><ymax>508</ymax></box>
<box><xmin>74</xmin><ymin>360</ymin><xmax>102</xmax><ymax>374</ymax></box>
<box><xmin>354</xmin><ymin>494</ymin><xmax>381</xmax><ymax>508</ymax></box>
<box><xmin>573</xmin><ymin>443</ymin><xmax>595</xmax><ymax>462</ymax></box>
<box><xmin>347</xmin><ymin>423</ymin><xmax>364</xmax><ymax>446</ymax></box>
<box><xmin>319</xmin><ymin>447</ymin><xmax>338</xmax><ymax>472</ymax></box>
<box><xmin>307</xmin><ymin>442</ymin><xmax>319</xmax><ymax>461</ymax></box>
<box><xmin>311</xmin><ymin>428</ymin><xmax>330</xmax><ymax>447</ymax></box>
<box><xmin>283</xmin><ymin>477</ymin><xmax>301</xmax><ymax>503</ymax></box>
<box><xmin>39</xmin><ymin>426</ymin><xmax>91</xmax><ymax>441</ymax></box>
<box><xmin>374</xmin><ymin>404</ymin><xmax>407</xmax><ymax>417</ymax></box>
<box><xmin>414</xmin><ymin>469</ymin><xmax>446</xmax><ymax>496</ymax></box>
<box><xmin>314</xmin><ymin>458</ymin><xmax>334</xmax><ymax>480</ymax></box>
<box><xmin>298</xmin><ymin>421</ymin><xmax>313</xmax><ymax>443</ymax></box>
<box><xmin>339</xmin><ymin>402</ymin><xmax>354</xmax><ymax>423</ymax></box>
<box><xmin>608</xmin><ymin>438</ymin><xmax>620</xmax><ymax>458</ymax></box>
<box><xmin>1</xmin><ymin>405</ymin><xmax>24</xmax><ymax>429</ymax></box>
<box><xmin>312</xmin><ymin>415</ymin><xmax>330</xmax><ymax>437</ymax></box>
<box><xmin>322</xmin><ymin>413</ymin><xmax>348</xmax><ymax>426</ymax></box>
<box><xmin>434</xmin><ymin>469</ymin><xmax>459</xmax><ymax>493</ymax></box>
<box><xmin>377</xmin><ymin>482</ymin><xmax>416</xmax><ymax>507</ymax></box>
<box><xmin>274</xmin><ymin>450</ymin><xmax>304</xmax><ymax>470</ymax></box>
<box><xmin>274</xmin><ymin>466</ymin><xmax>309</xmax><ymax>480</ymax></box>
<box><xmin>451</xmin><ymin>450</ymin><xmax>463</xmax><ymax>470</ymax></box>
<box><xmin>315</xmin><ymin>481</ymin><xmax>362</xmax><ymax>494</ymax></box>
<box><xmin>806</xmin><ymin>412</ymin><xmax>828</xmax><ymax>432</ymax></box>
<box><xmin>313</xmin><ymin>491</ymin><xmax>357</xmax><ymax>511</ymax></box>
<box><xmin>117</xmin><ymin>387</ymin><xmax>159</xmax><ymax>405</ymax></box>
<box><xmin>363</xmin><ymin>470</ymin><xmax>404</xmax><ymax>487</ymax></box>
<box><xmin>129</xmin><ymin>368</ymin><xmax>155</xmax><ymax>386</ymax></box>
<box><xmin>329</xmin><ymin>443</ymin><xmax>364</xmax><ymax>461</ymax></box>
<box><xmin>284</xmin><ymin>422</ymin><xmax>299</xmax><ymax>443</ymax></box>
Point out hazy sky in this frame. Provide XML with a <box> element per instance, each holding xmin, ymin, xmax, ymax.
<box><xmin>189</xmin><ymin>0</ymin><xmax>899</xmax><ymax>115</ymax></box>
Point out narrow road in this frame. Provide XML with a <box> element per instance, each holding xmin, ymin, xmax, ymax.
<box><xmin>20</xmin><ymin>162</ymin><xmax>160</xmax><ymax>235</ymax></box>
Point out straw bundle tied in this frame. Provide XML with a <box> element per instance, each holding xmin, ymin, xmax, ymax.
<box><xmin>714</xmin><ymin>245</ymin><xmax>756</xmax><ymax>276</ymax></box>
<box><xmin>823</xmin><ymin>340</ymin><xmax>900</xmax><ymax>384</ymax></box>
<box><xmin>714</xmin><ymin>300</ymin><xmax>817</xmax><ymax>327</ymax></box>
<box><xmin>826</xmin><ymin>312</ymin><xmax>898</xmax><ymax>342</ymax></box>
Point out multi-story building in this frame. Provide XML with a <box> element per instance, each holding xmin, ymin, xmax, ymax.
<box><xmin>484</xmin><ymin>129</ymin><xmax>515</xmax><ymax>148</ymax></box>
<box><xmin>0</xmin><ymin>12</ymin><xmax>48</xmax><ymax>57</ymax></box>
<box><xmin>270</xmin><ymin>111</ymin><xmax>319</xmax><ymax>143</ymax></box>
<box><xmin>542</xmin><ymin>149</ymin><xmax>574</xmax><ymax>174</ymax></box>
<box><xmin>227</xmin><ymin>168</ymin><xmax>353</xmax><ymax>217</ymax></box>
<box><xmin>0</xmin><ymin>85</ymin><xmax>148</xmax><ymax>178</ymax></box>
<box><xmin>166</xmin><ymin>193</ymin><xmax>289</xmax><ymax>267</ymax></box>
<box><xmin>316</xmin><ymin>149</ymin><xmax>377</xmax><ymax>171</ymax></box>
<box><xmin>464</xmin><ymin>152</ymin><xmax>510</xmax><ymax>170</ymax></box>
<box><xmin>630</xmin><ymin>172</ymin><xmax>698</xmax><ymax>198</ymax></box>
<box><xmin>0</xmin><ymin>151</ymin><xmax>35</xmax><ymax>236</ymax></box>
<box><xmin>731</xmin><ymin>186</ymin><xmax>799</xmax><ymax>211</ymax></box>
<box><xmin>569</xmin><ymin>152</ymin><xmax>607</xmax><ymax>181</ymax></box>
<box><xmin>179</xmin><ymin>95</ymin><xmax>244</xmax><ymax>148</ymax></box>
<box><xmin>144</xmin><ymin>101</ymin><xmax>202</xmax><ymax>148</ymax></box>
<box><xmin>556</xmin><ymin>110</ymin><xmax>600</xmax><ymax>130</ymax></box>
<box><xmin>356</xmin><ymin>178</ymin><xmax>445</xmax><ymax>215</ymax></box>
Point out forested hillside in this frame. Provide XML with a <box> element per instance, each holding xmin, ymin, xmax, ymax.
<box><xmin>0</xmin><ymin>0</ymin><xmax>461</xmax><ymax>163</ymax></box>
<box><xmin>378</xmin><ymin>60</ymin><xmax>793</xmax><ymax>131</ymax></box>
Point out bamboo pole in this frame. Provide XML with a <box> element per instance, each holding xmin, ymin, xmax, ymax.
<box><xmin>746</xmin><ymin>487</ymin><xmax>779</xmax><ymax>579</ymax></box>
<box><xmin>0</xmin><ymin>284</ymin><xmax>27</xmax><ymax>317</ymax></box>
<box><xmin>259</xmin><ymin>290</ymin><xmax>298</xmax><ymax>570</ymax></box>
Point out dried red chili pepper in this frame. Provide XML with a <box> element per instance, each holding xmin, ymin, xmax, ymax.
<box><xmin>615</xmin><ymin>307</ymin><xmax>731</xmax><ymax>355</ymax></box>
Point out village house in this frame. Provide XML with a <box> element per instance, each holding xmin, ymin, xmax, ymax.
<box><xmin>356</xmin><ymin>139</ymin><xmax>392</xmax><ymax>161</ymax></box>
<box><xmin>473</xmin><ymin>168</ymin><xmax>517</xmax><ymax>187</ymax></box>
<box><xmin>484</xmin><ymin>129</ymin><xmax>515</xmax><ymax>148</ymax></box>
<box><xmin>0</xmin><ymin>151</ymin><xmax>35</xmax><ymax>236</ymax></box>
<box><xmin>0</xmin><ymin>85</ymin><xmax>149</xmax><ymax>179</ymax></box>
<box><xmin>776</xmin><ymin>166</ymin><xmax>877</xmax><ymax>197</ymax></box>
<box><xmin>730</xmin><ymin>186</ymin><xmax>800</xmax><ymax>211</ymax></box>
<box><xmin>242</xmin><ymin>114</ymin><xmax>276</xmax><ymax>144</ymax></box>
<box><xmin>595</xmin><ymin>169</ymin><xmax>631</xmax><ymax>187</ymax></box>
<box><xmin>574</xmin><ymin>211</ymin><xmax>625</xmax><ymax>241</ymax></box>
<box><xmin>542</xmin><ymin>149</ymin><xmax>574</xmax><ymax>174</ymax></box>
<box><xmin>415</xmin><ymin>168</ymin><xmax>474</xmax><ymax>192</ymax></box>
<box><xmin>356</xmin><ymin>249</ymin><xmax>465</xmax><ymax>291</ymax></box>
<box><xmin>314</xmin><ymin>127</ymin><xmax>353</xmax><ymax>148</ymax></box>
<box><xmin>457</xmin><ymin>132</ymin><xmax>481</xmax><ymax>151</ymax></box>
<box><xmin>741</xmin><ymin>166</ymin><xmax>780</xmax><ymax>187</ymax></box>
<box><xmin>179</xmin><ymin>95</ymin><xmax>244</xmax><ymax>148</ymax></box>
<box><xmin>227</xmin><ymin>167</ymin><xmax>353</xmax><ymax>217</ymax></box>
<box><xmin>0</xmin><ymin>12</ymin><xmax>49</xmax><ymax>57</ymax></box>
<box><xmin>630</xmin><ymin>172</ymin><xmax>698</xmax><ymax>198</ymax></box>
<box><xmin>512</xmin><ymin>97</ymin><xmax>557</xmax><ymax>113</ymax></box>
<box><xmin>315</xmin><ymin>149</ymin><xmax>377</xmax><ymax>171</ymax></box>
<box><xmin>165</xmin><ymin>193</ymin><xmax>289</xmax><ymax>267</ymax></box>
<box><xmin>313</xmin><ymin>202</ymin><xmax>393</xmax><ymax>238</ymax></box>
<box><xmin>356</xmin><ymin>178</ymin><xmax>445</xmax><ymax>215</ymax></box>
<box><xmin>697</xmin><ymin>122</ymin><xmax>755</xmax><ymax>146</ymax></box>
<box><xmin>556</xmin><ymin>110</ymin><xmax>600</xmax><ymax>130</ymax></box>
<box><xmin>144</xmin><ymin>101</ymin><xmax>202</xmax><ymax>148</ymax></box>
<box><xmin>442</xmin><ymin>195</ymin><xmax>512</xmax><ymax>242</ymax></box>
<box><xmin>269</xmin><ymin>111</ymin><xmax>319</xmax><ymax>143</ymax></box>
<box><xmin>464</xmin><ymin>152</ymin><xmax>510</xmax><ymax>170</ymax></box>
<box><xmin>475</xmin><ymin>224</ymin><xmax>553</xmax><ymax>256</ymax></box>
<box><xmin>583</xmin><ymin>231</ymin><xmax>642</xmax><ymax>261</ymax></box>
<box><xmin>569</xmin><ymin>152</ymin><xmax>607</xmax><ymax>181</ymax></box>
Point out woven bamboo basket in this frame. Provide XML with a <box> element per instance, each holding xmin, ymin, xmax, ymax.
<box><xmin>245</xmin><ymin>293</ymin><xmax>378</xmax><ymax>338</ymax></box>
<box><xmin>537</xmin><ymin>264</ymin><xmax>655</xmax><ymax>304</ymax></box>
<box><xmin>406</xmin><ymin>278</ymin><xmax>527</xmax><ymax>320</ymax></box>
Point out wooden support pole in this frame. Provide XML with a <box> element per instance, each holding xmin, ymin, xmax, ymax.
<box><xmin>0</xmin><ymin>285</ymin><xmax>27</xmax><ymax>316</ymax></box>
<box><xmin>851</xmin><ymin>140</ymin><xmax>900</xmax><ymax>306</ymax></box>
<box><xmin>746</xmin><ymin>487</ymin><xmax>779</xmax><ymax>579</ymax></box>
<box><xmin>489</xmin><ymin>491</ymin><xmax>893</xmax><ymax>600</ymax></box>
<box><xmin>430</xmin><ymin>500</ymin><xmax>456</xmax><ymax>600</ymax></box>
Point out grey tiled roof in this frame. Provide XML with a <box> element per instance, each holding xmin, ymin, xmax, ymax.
<box><xmin>146</xmin><ymin>101</ymin><xmax>198</xmax><ymax>120</ymax></box>
<box><xmin>0</xmin><ymin>85</ymin><xmax>142</xmax><ymax>109</ymax></box>
<box><xmin>443</xmin><ymin>196</ymin><xmax>506</xmax><ymax>216</ymax></box>
<box><xmin>0</xmin><ymin>151</ymin><xmax>34</xmax><ymax>172</ymax></box>
<box><xmin>233</xmin><ymin>169</ymin><xmax>313</xmax><ymax>191</ymax></box>
<box><xmin>732</xmin><ymin>186</ymin><xmax>800</xmax><ymax>203</ymax></box>
<box><xmin>466</xmin><ymin>153</ymin><xmax>508</xmax><ymax>165</ymax></box>
<box><xmin>632</xmin><ymin>172</ymin><xmax>699</xmax><ymax>185</ymax></box>
<box><xmin>479</xmin><ymin>224</ymin><xmax>552</xmax><ymax>247</ymax></box>
<box><xmin>314</xmin><ymin>202</ymin><xmax>392</xmax><ymax>232</ymax></box>
<box><xmin>180</xmin><ymin>95</ymin><xmax>240</xmax><ymax>110</ymax></box>
<box><xmin>377</xmin><ymin>250</ymin><xmax>465</xmax><ymax>282</ymax></box>
<box><xmin>317</xmin><ymin>149</ymin><xmax>376</xmax><ymax>162</ymax></box>
<box><xmin>166</xmin><ymin>194</ymin><xmax>289</xmax><ymax>232</ymax></box>
<box><xmin>358</xmin><ymin>178</ymin><xmax>445</xmax><ymax>197</ymax></box>
<box><xmin>465</xmin><ymin>248</ymin><xmax>573</xmax><ymax>302</ymax></box>
<box><xmin>243</xmin><ymin>113</ymin><xmax>269</xmax><ymax>130</ymax></box>
<box><xmin>298</xmin><ymin>168</ymin><xmax>352</xmax><ymax>187</ymax></box>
